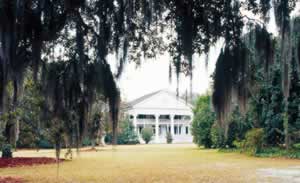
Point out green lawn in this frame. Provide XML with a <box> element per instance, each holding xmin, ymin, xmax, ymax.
<box><xmin>1</xmin><ymin>144</ymin><xmax>300</xmax><ymax>183</ymax></box>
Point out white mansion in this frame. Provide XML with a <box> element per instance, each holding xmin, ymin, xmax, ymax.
<box><xmin>124</xmin><ymin>90</ymin><xmax>193</xmax><ymax>144</ymax></box>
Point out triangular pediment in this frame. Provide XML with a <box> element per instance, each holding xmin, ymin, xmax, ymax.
<box><xmin>129</xmin><ymin>90</ymin><xmax>192</xmax><ymax>110</ymax></box>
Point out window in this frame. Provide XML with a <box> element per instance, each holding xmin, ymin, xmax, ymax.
<box><xmin>159</xmin><ymin>115</ymin><xmax>170</xmax><ymax>120</ymax></box>
<box><xmin>139</xmin><ymin>127</ymin><xmax>143</xmax><ymax>133</ymax></box>
<box><xmin>174</xmin><ymin>115</ymin><xmax>191</xmax><ymax>120</ymax></box>
<box><xmin>174</xmin><ymin>115</ymin><xmax>182</xmax><ymax>120</ymax></box>
<box><xmin>186</xmin><ymin>127</ymin><xmax>189</xmax><ymax>134</ymax></box>
<box><xmin>137</xmin><ymin>114</ymin><xmax>155</xmax><ymax>119</ymax></box>
<box><xmin>184</xmin><ymin>116</ymin><xmax>191</xmax><ymax>120</ymax></box>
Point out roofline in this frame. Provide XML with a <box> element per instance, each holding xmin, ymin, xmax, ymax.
<box><xmin>126</xmin><ymin>90</ymin><xmax>163</xmax><ymax>107</ymax></box>
<box><xmin>125</xmin><ymin>89</ymin><xmax>193</xmax><ymax>109</ymax></box>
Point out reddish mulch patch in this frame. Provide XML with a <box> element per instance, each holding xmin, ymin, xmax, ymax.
<box><xmin>0</xmin><ymin>177</ymin><xmax>23</xmax><ymax>183</ymax></box>
<box><xmin>0</xmin><ymin>157</ymin><xmax>63</xmax><ymax>168</ymax></box>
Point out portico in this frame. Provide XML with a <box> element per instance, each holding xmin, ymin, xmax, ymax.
<box><xmin>125</xmin><ymin>90</ymin><xmax>193</xmax><ymax>143</ymax></box>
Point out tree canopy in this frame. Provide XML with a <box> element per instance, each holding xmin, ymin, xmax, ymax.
<box><xmin>0</xmin><ymin>0</ymin><xmax>299</xmax><ymax>154</ymax></box>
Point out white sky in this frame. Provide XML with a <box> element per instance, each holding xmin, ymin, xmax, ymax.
<box><xmin>112</xmin><ymin>48</ymin><xmax>220</xmax><ymax>102</ymax></box>
<box><xmin>109</xmin><ymin>3</ymin><xmax>300</xmax><ymax>102</ymax></box>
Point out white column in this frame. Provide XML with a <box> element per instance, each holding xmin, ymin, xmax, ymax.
<box><xmin>133</xmin><ymin>114</ymin><xmax>137</xmax><ymax>132</ymax></box>
<box><xmin>171</xmin><ymin>114</ymin><xmax>174</xmax><ymax>136</ymax></box>
<box><xmin>134</xmin><ymin>114</ymin><xmax>140</xmax><ymax>137</ymax></box>
<box><xmin>155</xmin><ymin>114</ymin><xmax>159</xmax><ymax>143</ymax></box>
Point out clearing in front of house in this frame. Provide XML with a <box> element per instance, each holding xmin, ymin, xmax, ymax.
<box><xmin>0</xmin><ymin>144</ymin><xmax>300</xmax><ymax>183</ymax></box>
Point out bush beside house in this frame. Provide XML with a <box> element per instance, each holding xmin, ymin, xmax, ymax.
<box><xmin>141</xmin><ymin>127</ymin><xmax>153</xmax><ymax>144</ymax></box>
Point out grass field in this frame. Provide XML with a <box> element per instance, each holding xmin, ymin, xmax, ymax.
<box><xmin>1</xmin><ymin>144</ymin><xmax>300</xmax><ymax>183</ymax></box>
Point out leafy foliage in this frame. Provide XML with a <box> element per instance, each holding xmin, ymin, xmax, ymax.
<box><xmin>141</xmin><ymin>127</ymin><xmax>153</xmax><ymax>144</ymax></box>
<box><xmin>256</xmin><ymin>147</ymin><xmax>300</xmax><ymax>159</ymax></box>
<box><xmin>212</xmin><ymin>18</ymin><xmax>300</xmax><ymax>149</ymax></box>
<box><xmin>192</xmin><ymin>95</ymin><xmax>251</xmax><ymax>148</ymax></box>
<box><xmin>226</xmin><ymin>108</ymin><xmax>252</xmax><ymax>147</ymax></box>
<box><xmin>117</xmin><ymin>118</ymin><xmax>139</xmax><ymax>145</ymax></box>
<box><xmin>210</xmin><ymin>124</ymin><xmax>225</xmax><ymax>148</ymax></box>
<box><xmin>286</xmin><ymin>49</ymin><xmax>300</xmax><ymax>147</ymax></box>
<box><xmin>248</xmin><ymin>64</ymin><xmax>285</xmax><ymax>146</ymax></box>
<box><xmin>17</xmin><ymin>71</ymin><xmax>45</xmax><ymax>149</ymax></box>
<box><xmin>243</xmin><ymin>128</ymin><xmax>264</xmax><ymax>155</ymax></box>
<box><xmin>87</xmin><ymin>113</ymin><xmax>102</xmax><ymax>148</ymax></box>
<box><xmin>1</xmin><ymin>144</ymin><xmax>12</xmax><ymax>158</ymax></box>
<box><xmin>213</xmin><ymin>26</ymin><xmax>274</xmax><ymax>127</ymax></box>
<box><xmin>263</xmin><ymin>66</ymin><xmax>285</xmax><ymax>145</ymax></box>
<box><xmin>166</xmin><ymin>131</ymin><xmax>173</xmax><ymax>144</ymax></box>
<box><xmin>105</xmin><ymin>117</ymin><xmax>139</xmax><ymax>145</ymax></box>
<box><xmin>192</xmin><ymin>95</ymin><xmax>216</xmax><ymax>148</ymax></box>
<box><xmin>0</xmin><ymin>0</ymin><xmax>299</xmax><ymax>158</ymax></box>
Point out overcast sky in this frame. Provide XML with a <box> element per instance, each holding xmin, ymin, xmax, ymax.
<box><xmin>109</xmin><ymin>3</ymin><xmax>300</xmax><ymax>102</ymax></box>
<box><xmin>112</xmin><ymin>48</ymin><xmax>219</xmax><ymax>102</ymax></box>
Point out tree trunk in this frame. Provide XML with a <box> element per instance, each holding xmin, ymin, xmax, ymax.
<box><xmin>283</xmin><ymin>111</ymin><xmax>291</xmax><ymax>150</ymax></box>
<box><xmin>97</xmin><ymin>125</ymin><xmax>106</xmax><ymax>147</ymax></box>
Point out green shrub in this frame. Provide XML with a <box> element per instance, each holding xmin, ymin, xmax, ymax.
<box><xmin>192</xmin><ymin>95</ymin><xmax>215</xmax><ymax>148</ymax></box>
<box><xmin>244</xmin><ymin>128</ymin><xmax>264</xmax><ymax>155</ymax></box>
<box><xmin>17</xmin><ymin>122</ymin><xmax>38</xmax><ymax>148</ymax></box>
<box><xmin>38</xmin><ymin>139</ymin><xmax>53</xmax><ymax>149</ymax></box>
<box><xmin>82</xmin><ymin>137</ymin><xmax>92</xmax><ymax>146</ymax></box>
<box><xmin>2</xmin><ymin>144</ymin><xmax>13</xmax><ymax>158</ymax></box>
<box><xmin>104</xmin><ymin>133</ymin><xmax>120</xmax><ymax>144</ymax></box>
<box><xmin>141</xmin><ymin>127</ymin><xmax>153</xmax><ymax>144</ymax></box>
<box><xmin>257</xmin><ymin>147</ymin><xmax>300</xmax><ymax>159</ymax></box>
<box><xmin>210</xmin><ymin>124</ymin><xmax>225</xmax><ymax>148</ymax></box>
<box><xmin>166</xmin><ymin>132</ymin><xmax>173</xmax><ymax>144</ymax></box>
<box><xmin>233</xmin><ymin>139</ymin><xmax>245</xmax><ymax>149</ymax></box>
<box><xmin>226</xmin><ymin>122</ymin><xmax>238</xmax><ymax>148</ymax></box>
<box><xmin>0</xmin><ymin>134</ymin><xmax>5</xmax><ymax>148</ymax></box>
<box><xmin>105</xmin><ymin>118</ymin><xmax>139</xmax><ymax>145</ymax></box>
<box><xmin>293</xmin><ymin>143</ymin><xmax>300</xmax><ymax>150</ymax></box>
<box><xmin>104</xmin><ymin>133</ymin><xmax>113</xmax><ymax>144</ymax></box>
<box><xmin>224</xmin><ymin>107</ymin><xmax>252</xmax><ymax>148</ymax></box>
<box><xmin>118</xmin><ymin>119</ymin><xmax>139</xmax><ymax>144</ymax></box>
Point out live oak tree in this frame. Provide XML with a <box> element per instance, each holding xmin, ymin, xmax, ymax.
<box><xmin>212</xmin><ymin>16</ymin><xmax>300</xmax><ymax>148</ymax></box>
<box><xmin>287</xmin><ymin>49</ymin><xmax>300</xmax><ymax>148</ymax></box>
<box><xmin>0</xmin><ymin>0</ymin><xmax>299</xmax><ymax>156</ymax></box>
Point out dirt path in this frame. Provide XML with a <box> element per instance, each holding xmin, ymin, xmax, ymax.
<box><xmin>257</xmin><ymin>166</ymin><xmax>300</xmax><ymax>182</ymax></box>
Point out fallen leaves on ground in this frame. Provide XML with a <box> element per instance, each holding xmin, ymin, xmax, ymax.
<box><xmin>0</xmin><ymin>176</ymin><xmax>23</xmax><ymax>183</ymax></box>
<box><xmin>0</xmin><ymin>157</ymin><xmax>63</xmax><ymax>168</ymax></box>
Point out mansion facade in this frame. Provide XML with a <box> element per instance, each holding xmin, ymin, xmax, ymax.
<box><xmin>124</xmin><ymin>90</ymin><xmax>193</xmax><ymax>144</ymax></box>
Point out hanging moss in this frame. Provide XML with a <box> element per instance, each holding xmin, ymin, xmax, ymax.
<box><xmin>287</xmin><ymin>49</ymin><xmax>300</xmax><ymax>145</ymax></box>
<box><xmin>0</xmin><ymin>0</ymin><xmax>298</xmax><ymax>154</ymax></box>
<box><xmin>273</xmin><ymin>0</ymin><xmax>296</xmax><ymax>36</ymax></box>
<box><xmin>212</xmin><ymin>21</ymin><xmax>280</xmax><ymax>130</ymax></box>
<box><xmin>293</xmin><ymin>17</ymin><xmax>300</xmax><ymax>70</ymax></box>
<box><xmin>254</xmin><ymin>26</ymin><xmax>275</xmax><ymax>72</ymax></box>
<box><xmin>212</xmin><ymin>43</ymin><xmax>248</xmax><ymax>126</ymax></box>
<box><xmin>298</xmin><ymin>39</ymin><xmax>300</xmax><ymax>68</ymax></box>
